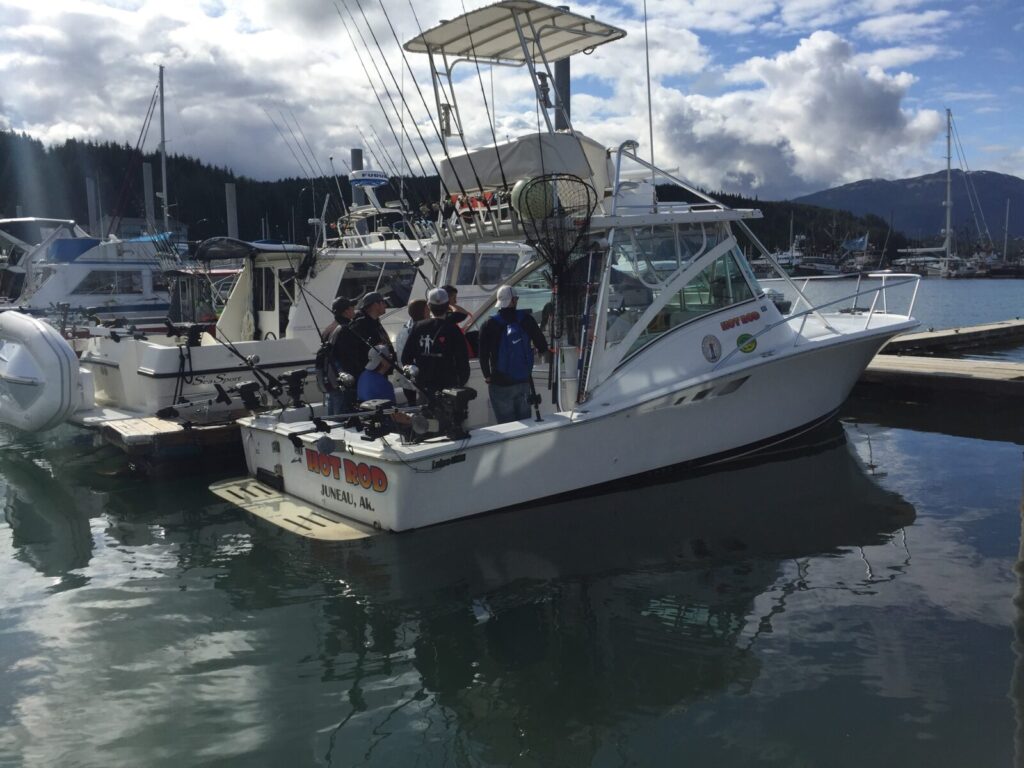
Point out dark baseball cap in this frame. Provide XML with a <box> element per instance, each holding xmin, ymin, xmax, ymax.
<box><xmin>332</xmin><ymin>296</ymin><xmax>355</xmax><ymax>314</ymax></box>
<box><xmin>358</xmin><ymin>291</ymin><xmax>385</xmax><ymax>310</ymax></box>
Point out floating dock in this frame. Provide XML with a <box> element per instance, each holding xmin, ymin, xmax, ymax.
<box><xmin>883</xmin><ymin>319</ymin><xmax>1024</xmax><ymax>354</ymax></box>
<box><xmin>100</xmin><ymin>416</ymin><xmax>246</xmax><ymax>476</ymax></box>
<box><xmin>858</xmin><ymin>354</ymin><xmax>1024</xmax><ymax>400</ymax></box>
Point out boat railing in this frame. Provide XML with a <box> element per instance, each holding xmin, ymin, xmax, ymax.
<box><xmin>712</xmin><ymin>272</ymin><xmax>920</xmax><ymax>370</ymax></box>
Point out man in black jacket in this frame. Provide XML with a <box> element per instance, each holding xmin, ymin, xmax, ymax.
<box><xmin>401</xmin><ymin>288</ymin><xmax>470</xmax><ymax>394</ymax></box>
<box><xmin>335</xmin><ymin>291</ymin><xmax>395</xmax><ymax>382</ymax></box>
<box><xmin>478</xmin><ymin>284</ymin><xmax>547</xmax><ymax>423</ymax></box>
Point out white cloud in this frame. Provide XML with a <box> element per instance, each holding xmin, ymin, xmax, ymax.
<box><xmin>855</xmin><ymin>9</ymin><xmax>953</xmax><ymax>42</ymax></box>
<box><xmin>0</xmin><ymin>0</ymin><xmax>1005</xmax><ymax>197</ymax></box>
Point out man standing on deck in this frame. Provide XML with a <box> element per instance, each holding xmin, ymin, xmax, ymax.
<box><xmin>401</xmin><ymin>288</ymin><xmax>469</xmax><ymax>395</ymax></box>
<box><xmin>335</xmin><ymin>291</ymin><xmax>395</xmax><ymax>383</ymax></box>
<box><xmin>478</xmin><ymin>285</ymin><xmax>547</xmax><ymax>423</ymax></box>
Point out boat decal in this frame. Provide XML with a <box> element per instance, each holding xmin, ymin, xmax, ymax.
<box><xmin>719</xmin><ymin>310</ymin><xmax>760</xmax><ymax>331</ymax></box>
<box><xmin>701</xmin><ymin>335</ymin><xmax>722</xmax><ymax>363</ymax></box>
<box><xmin>736</xmin><ymin>333</ymin><xmax>757</xmax><ymax>353</ymax></box>
<box><xmin>305</xmin><ymin>448</ymin><xmax>388</xmax><ymax>493</ymax></box>
<box><xmin>431</xmin><ymin>453</ymin><xmax>466</xmax><ymax>470</ymax></box>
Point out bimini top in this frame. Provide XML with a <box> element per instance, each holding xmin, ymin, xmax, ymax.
<box><xmin>194</xmin><ymin>237</ymin><xmax>308</xmax><ymax>262</ymax></box>
<box><xmin>403</xmin><ymin>0</ymin><xmax>626</xmax><ymax>64</ymax></box>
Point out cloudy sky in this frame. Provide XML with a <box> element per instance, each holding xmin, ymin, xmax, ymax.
<box><xmin>1</xmin><ymin>0</ymin><xmax>1022</xmax><ymax>199</ymax></box>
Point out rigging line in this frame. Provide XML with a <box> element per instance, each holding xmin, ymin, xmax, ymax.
<box><xmin>369</xmin><ymin>126</ymin><xmax>402</xmax><ymax>179</ymax></box>
<box><xmin>376</xmin><ymin>0</ymin><xmax>475</xmax><ymax>197</ymax></box>
<box><xmin>280</xmin><ymin>109</ymin><xmax>320</xmax><ymax>211</ymax></box>
<box><xmin>263</xmin><ymin>107</ymin><xmax>315</xmax><ymax>181</ymax></box>
<box><xmin>335</xmin><ymin>3</ymin><xmax>433</xmax><ymax>185</ymax></box>
<box><xmin>352</xmin><ymin>0</ymin><xmax>460</xmax><ymax>192</ymax></box>
<box><xmin>108</xmin><ymin>83</ymin><xmax>160</xmax><ymax>237</ymax></box>
<box><xmin>642</xmin><ymin>0</ymin><xmax>656</xmax><ymax>201</ymax></box>
<box><xmin>950</xmin><ymin>116</ymin><xmax>994</xmax><ymax>247</ymax></box>
<box><xmin>459</xmin><ymin>0</ymin><xmax>508</xmax><ymax>192</ymax></box>
<box><xmin>288</xmin><ymin>109</ymin><xmax>330</xmax><ymax>180</ymax></box>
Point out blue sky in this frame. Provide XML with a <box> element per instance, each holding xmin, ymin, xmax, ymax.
<box><xmin>0</xmin><ymin>0</ymin><xmax>1021</xmax><ymax>200</ymax></box>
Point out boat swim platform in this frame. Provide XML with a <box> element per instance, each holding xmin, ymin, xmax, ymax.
<box><xmin>883</xmin><ymin>319</ymin><xmax>1024</xmax><ymax>354</ymax></box>
<box><xmin>209</xmin><ymin>478</ymin><xmax>374</xmax><ymax>541</ymax></box>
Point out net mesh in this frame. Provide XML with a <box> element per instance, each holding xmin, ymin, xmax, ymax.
<box><xmin>515</xmin><ymin>174</ymin><xmax>598</xmax><ymax>275</ymax></box>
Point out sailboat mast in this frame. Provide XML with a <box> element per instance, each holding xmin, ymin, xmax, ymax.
<box><xmin>1004</xmin><ymin>198</ymin><xmax>1011</xmax><ymax>259</ymax></box>
<box><xmin>944</xmin><ymin>108</ymin><xmax>952</xmax><ymax>258</ymax></box>
<box><xmin>159</xmin><ymin>65</ymin><xmax>169</xmax><ymax>233</ymax></box>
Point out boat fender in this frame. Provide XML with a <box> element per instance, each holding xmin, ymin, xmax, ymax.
<box><xmin>0</xmin><ymin>312</ymin><xmax>81</xmax><ymax>431</ymax></box>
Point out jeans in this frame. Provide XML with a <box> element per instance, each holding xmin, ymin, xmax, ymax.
<box><xmin>489</xmin><ymin>381</ymin><xmax>531</xmax><ymax>423</ymax></box>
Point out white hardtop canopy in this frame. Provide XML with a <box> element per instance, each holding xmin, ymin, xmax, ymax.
<box><xmin>403</xmin><ymin>0</ymin><xmax>626</xmax><ymax>65</ymax></box>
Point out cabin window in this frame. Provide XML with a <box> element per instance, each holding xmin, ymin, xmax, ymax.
<box><xmin>70</xmin><ymin>270</ymin><xmax>144</xmax><ymax>295</ymax></box>
<box><xmin>253</xmin><ymin>267</ymin><xmax>275</xmax><ymax>311</ymax></box>
<box><xmin>604</xmin><ymin>223</ymin><xmax>725</xmax><ymax>347</ymax></box>
<box><xmin>335</xmin><ymin>262</ymin><xmax>416</xmax><ymax>308</ymax></box>
<box><xmin>454</xmin><ymin>249</ymin><xmax>521</xmax><ymax>288</ymax></box>
<box><xmin>466</xmin><ymin>261</ymin><xmax>552</xmax><ymax>333</ymax></box>
<box><xmin>278</xmin><ymin>269</ymin><xmax>295</xmax><ymax>337</ymax></box>
<box><xmin>616</xmin><ymin>252</ymin><xmax>755</xmax><ymax>354</ymax></box>
<box><xmin>152</xmin><ymin>270</ymin><xmax>169</xmax><ymax>293</ymax></box>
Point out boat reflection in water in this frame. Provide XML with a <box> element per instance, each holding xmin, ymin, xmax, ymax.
<box><xmin>0</xmin><ymin>443</ymin><xmax>107</xmax><ymax>587</ymax></box>
<box><xmin>239</xmin><ymin>420</ymin><xmax>916</xmax><ymax>765</ymax></box>
<box><xmin>318</xmin><ymin>419</ymin><xmax>915</xmax><ymax>604</ymax></box>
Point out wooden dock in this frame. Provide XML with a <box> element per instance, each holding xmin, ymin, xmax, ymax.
<box><xmin>856</xmin><ymin>354</ymin><xmax>1024</xmax><ymax>401</ymax></box>
<box><xmin>883</xmin><ymin>319</ymin><xmax>1024</xmax><ymax>354</ymax></box>
<box><xmin>100</xmin><ymin>416</ymin><xmax>246</xmax><ymax>477</ymax></box>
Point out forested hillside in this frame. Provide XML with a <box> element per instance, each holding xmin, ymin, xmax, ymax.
<box><xmin>1</xmin><ymin>130</ymin><xmax>905</xmax><ymax>255</ymax></box>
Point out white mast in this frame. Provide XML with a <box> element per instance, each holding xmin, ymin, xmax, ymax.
<box><xmin>159</xmin><ymin>65</ymin><xmax>170</xmax><ymax>233</ymax></box>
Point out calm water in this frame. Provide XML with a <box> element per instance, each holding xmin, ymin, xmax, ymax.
<box><xmin>0</xmin><ymin>400</ymin><xmax>1021</xmax><ymax>766</ymax></box>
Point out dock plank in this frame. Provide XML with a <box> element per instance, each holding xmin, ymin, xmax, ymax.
<box><xmin>860</xmin><ymin>354</ymin><xmax>1024</xmax><ymax>398</ymax></box>
<box><xmin>884</xmin><ymin>319</ymin><xmax>1024</xmax><ymax>354</ymax></box>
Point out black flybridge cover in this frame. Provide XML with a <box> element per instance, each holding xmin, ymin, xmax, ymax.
<box><xmin>193</xmin><ymin>237</ymin><xmax>307</xmax><ymax>262</ymax></box>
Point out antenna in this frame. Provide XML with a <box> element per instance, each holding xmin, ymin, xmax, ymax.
<box><xmin>642</xmin><ymin>0</ymin><xmax>655</xmax><ymax>208</ymax></box>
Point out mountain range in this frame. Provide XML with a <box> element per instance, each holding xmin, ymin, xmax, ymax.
<box><xmin>794</xmin><ymin>169</ymin><xmax>1024</xmax><ymax>242</ymax></box>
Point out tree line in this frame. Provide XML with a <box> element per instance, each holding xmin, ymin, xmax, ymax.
<box><xmin>1</xmin><ymin>130</ymin><xmax>906</xmax><ymax>257</ymax></box>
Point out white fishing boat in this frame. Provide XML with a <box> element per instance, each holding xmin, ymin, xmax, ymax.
<box><xmin>211</xmin><ymin>0</ymin><xmax>921</xmax><ymax>538</ymax></box>
<box><xmin>0</xmin><ymin>200</ymin><xmax>536</xmax><ymax>434</ymax></box>
<box><xmin>0</xmin><ymin>217</ymin><xmax>175</xmax><ymax>322</ymax></box>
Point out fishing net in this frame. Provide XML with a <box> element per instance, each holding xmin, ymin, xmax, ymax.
<box><xmin>513</xmin><ymin>174</ymin><xmax>598</xmax><ymax>275</ymax></box>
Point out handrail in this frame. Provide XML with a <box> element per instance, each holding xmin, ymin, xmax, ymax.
<box><xmin>711</xmin><ymin>273</ymin><xmax>920</xmax><ymax>371</ymax></box>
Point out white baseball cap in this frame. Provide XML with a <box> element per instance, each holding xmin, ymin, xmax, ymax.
<box><xmin>427</xmin><ymin>287</ymin><xmax>449</xmax><ymax>306</ymax></box>
<box><xmin>496</xmin><ymin>284</ymin><xmax>517</xmax><ymax>309</ymax></box>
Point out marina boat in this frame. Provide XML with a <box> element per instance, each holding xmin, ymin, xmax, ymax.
<box><xmin>211</xmin><ymin>0</ymin><xmax>921</xmax><ymax>538</ymax></box>
<box><xmin>0</xmin><ymin>217</ymin><xmax>176</xmax><ymax>322</ymax></box>
<box><xmin>0</xmin><ymin>201</ymin><xmax>535</xmax><ymax>435</ymax></box>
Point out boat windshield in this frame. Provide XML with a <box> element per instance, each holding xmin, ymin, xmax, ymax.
<box><xmin>336</xmin><ymin>261</ymin><xmax>418</xmax><ymax>308</ymax></box>
<box><xmin>604</xmin><ymin>222</ymin><xmax>720</xmax><ymax>345</ymax></box>
<box><xmin>605</xmin><ymin>224</ymin><xmax>758</xmax><ymax>354</ymax></box>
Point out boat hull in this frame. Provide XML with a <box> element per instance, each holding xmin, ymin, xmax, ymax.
<box><xmin>236</xmin><ymin>325</ymin><xmax>904</xmax><ymax>533</ymax></box>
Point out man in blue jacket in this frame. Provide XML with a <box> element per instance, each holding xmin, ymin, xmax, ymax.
<box><xmin>478</xmin><ymin>285</ymin><xmax>547</xmax><ymax>423</ymax></box>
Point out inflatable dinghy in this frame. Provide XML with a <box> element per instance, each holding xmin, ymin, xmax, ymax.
<box><xmin>0</xmin><ymin>311</ymin><xmax>81</xmax><ymax>431</ymax></box>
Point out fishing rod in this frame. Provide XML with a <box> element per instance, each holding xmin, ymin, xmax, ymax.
<box><xmin>335</xmin><ymin>3</ymin><xmax>435</xmax><ymax>185</ymax></box>
<box><xmin>328</xmin><ymin>155</ymin><xmax>350</xmax><ymax>218</ymax></box>
<box><xmin>459</xmin><ymin>0</ymin><xmax>508</xmax><ymax>193</ymax></box>
<box><xmin>373</xmin><ymin>0</ymin><xmax>485</xmax><ymax>203</ymax></box>
<box><xmin>354</xmin><ymin>0</ymin><xmax>477</xmax><ymax>202</ymax></box>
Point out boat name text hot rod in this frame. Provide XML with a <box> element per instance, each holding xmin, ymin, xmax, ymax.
<box><xmin>305</xmin><ymin>449</ymin><xmax>389</xmax><ymax>492</ymax></box>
